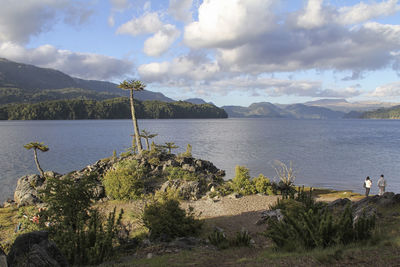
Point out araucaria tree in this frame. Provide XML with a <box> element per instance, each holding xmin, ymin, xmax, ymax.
<box><xmin>164</xmin><ymin>142</ymin><xmax>178</xmax><ymax>154</ymax></box>
<box><xmin>140</xmin><ymin>130</ymin><xmax>158</xmax><ymax>150</ymax></box>
<box><xmin>24</xmin><ymin>142</ymin><xmax>49</xmax><ymax>177</ymax></box>
<box><xmin>118</xmin><ymin>79</ymin><xmax>145</xmax><ymax>153</ymax></box>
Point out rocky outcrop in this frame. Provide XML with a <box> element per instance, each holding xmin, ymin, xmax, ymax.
<box><xmin>13</xmin><ymin>158</ymin><xmax>116</xmax><ymax>206</ymax></box>
<box><xmin>13</xmin><ymin>153</ymin><xmax>225</xmax><ymax>204</ymax></box>
<box><xmin>154</xmin><ymin>155</ymin><xmax>225</xmax><ymax>200</ymax></box>
<box><xmin>7</xmin><ymin>231</ymin><xmax>68</xmax><ymax>267</ymax></box>
<box><xmin>160</xmin><ymin>180</ymin><xmax>205</xmax><ymax>200</ymax></box>
<box><xmin>256</xmin><ymin>209</ymin><xmax>284</xmax><ymax>225</ymax></box>
<box><xmin>0</xmin><ymin>246</ymin><xmax>7</xmax><ymax>267</ymax></box>
<box><xmin>13</xmin><ymin>171</ymin><xmax>61</xmax><ymax>207</ymax></box>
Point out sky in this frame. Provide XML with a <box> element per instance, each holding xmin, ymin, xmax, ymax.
<box><xmin>0</xmin><ymin>0</ymin><xmax>399</xmax><ymax>107</ymax></box>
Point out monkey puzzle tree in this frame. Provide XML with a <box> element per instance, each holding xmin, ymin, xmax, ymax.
<box><xmin>24</xmin><ymin>142</ymin><xmax>49</xmax><ymax>177</ymax></box>
<box><xmin>118</xmin><ymin>79</ymin><xmax>145</xmax><ymax>153</ymax></box>
<box><xmin>164</xmin><ymin>142</ymin><xmax>179</xmax><ymax>154</ymax></box>
<box><xmin>140</xmin><ymin>130</ymin><xmax>158</xmax><ymax>150</ymax></box>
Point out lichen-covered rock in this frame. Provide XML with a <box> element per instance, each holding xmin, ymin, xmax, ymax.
<box><xmin>13</xmin><ymin>171</ymin><xmax>63</xmax><ymax>206</ymax></box>
<box><xmin>14</xmin><ymin>174</ymin><xmax>45</xmax><ymax>206</ymax></box>
<box><xmin>0</xmin><ymin>245</ymin><xmax>7</xmax><ymax>267</ymax></box>
<box><xmin>327</xmin><ymin>198</ymin><xmax>351</xmax><ymax>210</ymax></box>
<box><xmin>7</xmin><ymin>231</ymin><xmax>68</xmax><ymax>267</ymax></box>
<box><xmin>256</xmin><ymin>209</ymin><xmax>284</xmax><ymax>225</ymax></box>
<box><xmin>160</xmin><ymin>179</ymin><xmax>205</xmax><ymax>200</ymax></box>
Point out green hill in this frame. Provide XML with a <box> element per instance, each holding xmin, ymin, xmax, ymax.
<box><xmin>0</xmin><ymin>58</ymin><xmax>174</xmax><ymax>105</ymax></box>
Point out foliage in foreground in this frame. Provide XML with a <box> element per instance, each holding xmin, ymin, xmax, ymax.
<box><xmin>142</xmin><ymin>196</ymin><xmax>203</xmax><ymax>241</ymax></box>
<box><xmin>39</xmin><ymin>175</ymin><xmax>124</xmax><ymax>265</ymax></box>
<box><xmin>103</xmin><ymin>159</ymin><xmax>146</xmax><ymax>200</ymax></box>
<box><xmin>208</xmin><ymin>229</ymin><xmax>252</xmax><ymax>249</ymax></box>
<box><xmin>265</xmin><ymin>188</ymin><xmax>376</xmax><ymax>251</ymax></box>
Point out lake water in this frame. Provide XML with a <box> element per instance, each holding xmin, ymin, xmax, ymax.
<box><xmin>1</xmin><ymin>118</ymin><xmax>399</xmax><ymax>203</ymax></box>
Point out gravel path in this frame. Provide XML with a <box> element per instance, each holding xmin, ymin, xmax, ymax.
<box><xmin>181</xmin><ymin>195</ymin><xmax>280</xmax><ymax>219</ymax></box>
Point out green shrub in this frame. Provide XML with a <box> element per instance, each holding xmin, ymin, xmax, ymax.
<box><xmin>142</xmin><ymin>198</ymin><xmax>202</xmax><ymax>241</ymax></box>
<box><xmin>253</xmin><ymin>174</ymin><xmax>272</xmax><ymax>194</ymax></box>
<box><xmin>164</xmin><ymin>166</ymin><xmax>198</xmax><ymax>181</ymax></box>
<box><xmin>215</xmin><ymin>182</ymin><xmax>235</xmax><ymax>196</ymax></box>
<box><xmin>232</xmin><ymin>166</ymin><xmax>256</xmax><ymax>195</ymax></box>
<box><xmin>39</xmin><ymin>175</ymin><xmax>124</xmax><ymax>265</ymax></box>
<box><xmin>103</xmin><ymin>159</ymin><xmax>146</xmax><ymax>200</ymax></box>
<box><xmin>231</xmin><ymin>230</ymin><xmax>252</xmax><ymax>247</ymax></box>
<box><xmin>265</xmin><ymin>203</ymin><xmax>376</xmax><ymax>251</ymax></box>
<box><xmin>178</xmin><ymin>144</ymin><xmax>193</xmax><ymax>158</ymax></box>
<box><xmin>208</xmin><ymin>229</ymin><xmax>229</xmax><ymax>249</ymax></box>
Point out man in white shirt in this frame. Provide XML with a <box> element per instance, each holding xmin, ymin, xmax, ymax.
<box><xmin>377</xmin><ymin>174</ymin><xmax>386</xmax><ymax>196</ymax></box>
<box><xmin>364</xmin><ymin>176</ymin><xmax>372</xmax><ymax>197</ymax></box>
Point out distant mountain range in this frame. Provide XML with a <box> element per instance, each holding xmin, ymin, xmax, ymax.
<box><xmin>183</xmin><ymin>98</ymin><xmax>215</xmax><ymax>106</ymax></box>
<box><xmin>1</xmin><ymin>57</ymin><xmax>399</xmax><ymax>119</ymax></box>
<box><xmin>0</xmin><ymin>58</ymin><xmax>173</xmax><ymax>105</ymax></box>
<box><xmin>222</xmin><ymin>102</ymin><xmax>345</xmax><ymax>119</ymax></box>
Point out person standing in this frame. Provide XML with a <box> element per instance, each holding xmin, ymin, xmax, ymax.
<box><xmin>364</xmin><ymin>176</ymin><xmax>372</xmax><ymax>197</ymax></box>
<box><xmin>377</xmin><ymin>174</ymin><xmax>386</xmax><ymax>196</ymax></box>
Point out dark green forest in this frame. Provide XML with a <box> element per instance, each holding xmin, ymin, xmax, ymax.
<box><xmin>361</xmin><ymin>105</ymin><xmax>400</xmax><ymax>119</ymax></box>
<box><xmin>0</xmin><ymin>98</ymin><xmax>228</xmax><ymax>120</ymax></box>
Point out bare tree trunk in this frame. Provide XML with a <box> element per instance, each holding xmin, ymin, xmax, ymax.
<box><xmin>144</xmin><ymin>138</ymin><xmax>150</xmax><ymax>150</ymax></box>
<box><xmin>33</xmin><ymin>149</ymin><xmax>45</xmax><ymax>177</ymax></box>
<box><xmin>130</xmin><ymin>89</ymin><xmax>143</xmax><ymax>153</ymax></box>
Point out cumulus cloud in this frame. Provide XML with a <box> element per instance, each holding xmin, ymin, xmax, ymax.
<box><xmin>184</xmin><ymin>0</ymin><xmax>275</xmax><ymax>49</ymax></box>
<box><xmin>338</xmin><ymin>0</ymin><xmax>400</xmax><ymax>25</ymax></box>
<box><xmin>168</xmin><ymin>0</ymin><xmax>193</xmax><ymax>23</ymax></box>
<box><xmin>0</xmin><ymin>42</ymin><xmax>133</xmax><ymax>80</ymax></box>
<box><xmin>370</xmin><ymin>81</ymin><xmax>400</xmax><ymax>97</ymax></box>
<box><xmin>0</xmin><ymin>0</ymin><xmax>92</xmax><ymax>44</ymax></box>
<box><xmin>116</xmin><ymin>12</ymin><xmax>163</xmax><ymax>36</ymax></box>
<box><xmin>139</xmin><ymin>53</ymin><xmax>220</xmax><ymax>83</ymax></box>
<box><xmin>296</xmin><ymin>0</ymin><xmax>326</xmax><ymax>29</ymax></box>
<box><xmin>143</xmin><ymin>24</ymin><xmax>180</xmax><ymax>56</ymax></box>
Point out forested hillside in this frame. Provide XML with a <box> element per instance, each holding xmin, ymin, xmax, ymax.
<box><xmin>361</xmin><ymin>105</ymin><xmax>400</xmax><ymax>119</ymax></box>
<box><xmin>0</xmin><ymin>98</ymin><xmax>228</xmax><ymax>120</ymax></box>
<box><xmin>0</xmin><ymin>58</ymin><xmax>174</xmax><ymax>104</ymax></box>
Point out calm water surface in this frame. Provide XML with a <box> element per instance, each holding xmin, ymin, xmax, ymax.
<box><xmin>1</xmin><ymin>118</ymin><xmax>399</xmax><ymax>202</ymax></box>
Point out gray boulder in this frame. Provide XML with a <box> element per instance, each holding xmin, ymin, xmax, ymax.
<box><xmin>0</xmin><ymin>246</ymin><xmax>7</xmax><ymax>267</ymax></box>
<box><xmin>257</xmin><ymin>209</ymin><xmax>284</xmax><ymax>225</ymax></box>
<box><xmin>14</xmin><ymin>171</ymin><xmax>62</xmax><ymax>207</ymax></box>
<box><xmin>14</xmin><ymin>174</ymin><xmax>45</xmax><ymax>206</ymax></box>
<box><xmin>327</xmin><ymin>198</ymin><xmax>351</xmax><ymax>209</ymax></box>
<box><xmin>160</xmin><ymin>179</ymin><xmax>206</xmax><ymax>200</ymax></box>
<box><xmin>7</xmin><ymin>231</ymin><xmax>68</xmax><ymax>267</ymax></box>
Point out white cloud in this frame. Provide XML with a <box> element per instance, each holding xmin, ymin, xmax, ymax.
<box><xmin>143</xmin><ymin>24</ymin><xmax>180</xmax><ymax>56</ymax></box>
<box><xmin>296</xmin><ymin>0</ymin><xmax>326</xmax><ymax>29</ymax></box>
<box><xmin>0</xmin><ymin>42</ymin><xmax>133</xmax><ymax>80</ymax></box>
<box><xmin>338</xmin><ymin>0</ymin><xmax>400</xmax><ymax>25</ymax></box>
<box><xmin>138</xmin><ymin>53</ymin><xmax>220</xmax><ymax>83</ymax></box>
<box><xmin>116</xmin><ymin>12</ymin><xmax>163</xmax><ymax>36</ymax></box>
<box><xmin>370</xmin><ymin>81</ymin><xmax>400</xmax><ymax>96</ymax></box>
<box><xmin>168</xmin><ymin>0</ymin><xmax>193</xmax><ymax>23</ymax></box>
<box><xmin>184</xmin><ymin>0</ymin><xmax>275</xmax><ymax>49</ymax></box>
<box><xmin>0</xmin><ymin>0</ymin><xmax>92</xmax><ymax>44</ymax></box>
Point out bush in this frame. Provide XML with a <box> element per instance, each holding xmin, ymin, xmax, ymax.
<box><xmin>208</xmin><ymin>229</ymin><xmax>229</xmax><ymax>249</ymax></box>
<box><xmin>232</xmin><ymin>166</ymin><xmax>256</xmax><ymax>195</ymax></box>
<box><xmin>39</xmin><ymin>175</ymin><xmax>124</xmax><ymax>265</ymax></box>
<box><xmin>103</xmin><ymin>159</ymin><xmax>146</xmax><ymax>200</ymax></box>
<box><xmin>265</xmin><ymin>202</ymin><xmax>376</xmax><ymax>251</ymax></box>
<box><xmin>164</xmin><ymin>166</ymin><xmax>198</xmax><ymax>181</ymax></box>
<box><xmin>231</xmin><ymin>230</ymin><xmax>252</xmax><ymax>247</ymax></box>
<box><xmin>142</xmin><ymin>198</ymin><xmax>202</xmax><ymax>241</ymax></box>
<box><xmin>253</xmin><ymin>174</ymin><xmax>274</xmax><ymax>195</ymax></box>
